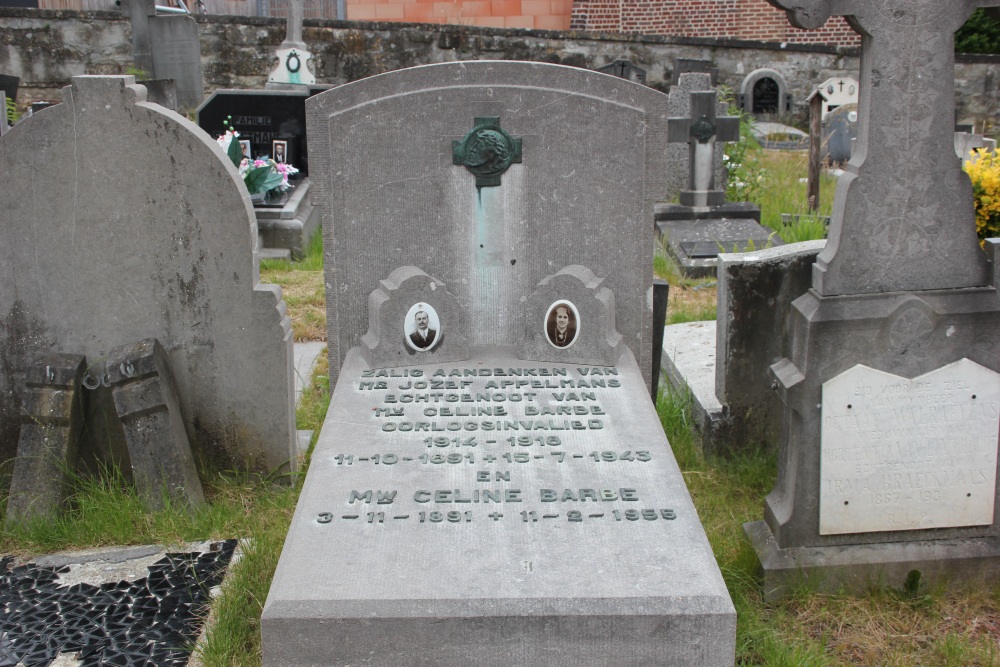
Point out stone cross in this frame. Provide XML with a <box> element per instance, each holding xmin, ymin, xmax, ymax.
<box><xmin>767</xmin><ymin>0</ymin><xmax>1000</xmax><ymax>296</ymax></box>
<box><xmin>282</xmin><ymin>0</ymin><xmax>306</xmax><ymax>50</ymax></box>
<box><xmin>267</xmin><ymin>0</ymin><xmax>316</xmax><ymax>87</ymax></box>
<box><xmin>667</xmin><ymin>90</ymin><xmax>739</xmax><ymax>208</ymax></box>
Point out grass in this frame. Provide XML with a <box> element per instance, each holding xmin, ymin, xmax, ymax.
<box><xmin>260</xmin><ymin>232</ymin><xmax>326</xmax><ymax>342</ymax></box>
<box><xmin>657</xmin><ymin>384</ymin><xmax>1000</xmax><ymax>667</ymax></box>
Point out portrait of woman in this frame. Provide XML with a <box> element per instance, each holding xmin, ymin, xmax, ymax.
<box><xmin>545</xmin><ymin>300</ymin><xmax>579</xmax><ymax>349</ymax></box>
<box><xmin>404</xmin><ymin>302</ymin><xmax>442</xmax><ymax>352</ymax></box>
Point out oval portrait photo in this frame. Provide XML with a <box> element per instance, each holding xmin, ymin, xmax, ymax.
<box><xmin>544</xmin><ymin>300</ymin><xmax>580</xmax><ymax>349</ymax></box>
<box><xmin>404</xmin><ymin>303</ymin><xmax>442</xmax><ymax>352</ymax></box>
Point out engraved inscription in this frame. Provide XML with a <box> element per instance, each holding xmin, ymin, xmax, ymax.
<box><xmin>820</xmin><ymin>359</ymin><xmax>1000</xmax><ymax>535</ymax></box>
<box><xmin>315</xmin><ymin>364</ymin><xmax>680</xmax><ymax>528</ymax></box>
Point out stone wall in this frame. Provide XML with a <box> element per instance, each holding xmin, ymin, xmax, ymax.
<box><xmin>2</xmin><ymin>8</ymin><xmax>999</xmax><ymax>129</ymax></box>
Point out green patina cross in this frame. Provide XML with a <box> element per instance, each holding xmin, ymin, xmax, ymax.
<box><xmin>452</xmin><ymin>117</ymin><xmax>523</xmax><ymax>188</ymax></box>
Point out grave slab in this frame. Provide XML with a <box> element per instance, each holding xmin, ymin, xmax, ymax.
<box><xmin>253</xmin><ymin>177</ymin><xmax>322</xmax><ymax>259</ymax></box>
<box><xmin>658</xmin><ymin>218</ymin><xmax>781</xmax><ymax>278</ymax></box>
<box><xmin>262</xmin><ymin>346</ymin><xmax>735</xmax><ymax>666</ymax></box>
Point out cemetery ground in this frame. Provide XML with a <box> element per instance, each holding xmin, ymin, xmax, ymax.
<box><xmin>2</xmin><ymin>150</ymin><xmax>1000</xmax><ymax>666</ymax></box>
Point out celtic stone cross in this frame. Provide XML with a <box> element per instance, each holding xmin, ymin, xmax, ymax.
<box><xmin>768</xmin><ymin>0</ymin><xmax>1000</xmax><ymax>296</ymax></box>
<box><xmin>667</xmin><ymin>90</ymin><xmax>739</xmax><ymax>208</ymax></box>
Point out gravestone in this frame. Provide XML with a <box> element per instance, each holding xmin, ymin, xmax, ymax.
<box><xmin>0</xmin><ymin>92</ymin><xmax>7</xmax><ymax>136</ymax></box>
<box><xmin>266</xmin><ymin>0</ymin><xmax>317</xmax><ymax>89</ymax></box>
<box><xmin>823</xmin><ymin>103</ymin><xmax>858</xmax><ymax>164</ymax></box>
<box><xmin>262</xmin><ymin>61</ymin><xmax>736</xmax><ymax>665</ymax></box>
<box><xmin>596</xmin><ymin>58</ymin><xmax>647</xmax><ymax>84</ymax></box>
<box><xmin>664</xmin><ymin>72</ymin><xmax>727</xmax><ymax>200</ymax></box>
<box><xmin>749</xmin><ymin>0</ymin><xmax>1000</xmax><ymax>599</ymax></box>
<box><xmin>671</xmin><ymin>58</ymin><xmax>719</xmax><ymax>86</ymax></box>
<box><xmin>197</xmin><ymin>88</ymin><xmax>322</xmax><ymax>258</ymax></box>
<box><xmin>658</xmin><ymin>88</ymin><xmax>778</xmax><ymax>277</ymax></box>
<box><xmin>816</xmin><ymin>76</ymin><xmax>859</xmax><ymax>120</ymax></box>
<box><xmin>122</xmin><ymin>0</ymin><xmax>204</xmax><ymax>109</ymax></box>
<box><xmin>197</xmin><ymin>90</ymin><xmax>312</xmax><ymax>176</ymax></box>
<box><xmin>0</xmin><ymin>74</ymin><xmax>18</xmax><ymax>102</ymax></box>
<box><xmin>738</xmin><ymin>68</ymin><xmax>792</xmax><ymax>116</ymax></box>
<box><xmin>0</xmin><ymin>76</ymin><xmax>296</xmax><ymax>483</ymax></box>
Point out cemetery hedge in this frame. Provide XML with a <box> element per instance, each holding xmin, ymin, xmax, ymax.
<box><xmin>957</xmin><ymin>9</ymin><xmax>1000</xmax><ymax>55</ymax></box>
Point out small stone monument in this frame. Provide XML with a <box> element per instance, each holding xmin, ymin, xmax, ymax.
<box><xmin>262</xmin><ymin>61</ymin><xmax>735</xmax><ymax>666</ymax></box>
<box><xmin>748</xmin><ymin>0</ymin><xmax>1000</xmax><ymax>599</ymax></box>
<box><xmin>0</xmin><ymin>77</ymin><xmax>297</xmax><ymax>518</ymax></box>
<box><xmin>121</xmin><ymin>0</ymin><xmax>204</xmax><ymax>109</ymax></box>
<box><xmin>658</xmin><ymin>85</ymin><xmax>779</xmax><ymax>277</ymax></box>
<box><xmin>266</xmin><ymin>0</ymin><xmax>316</xmax><ymax>89</ymax></box>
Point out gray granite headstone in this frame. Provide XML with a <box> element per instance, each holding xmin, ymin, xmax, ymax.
<box><xmin>749</xmin><ymin>0</ymin><xmax>1000</xmax><ymax>599</ymax></box>
<box><xmin>0</xmin><ymin>76</ymin><xmax>296</xmax><ymax>476</ymax></box>
<box><xmin>309</xmin><ymin>61</ymin><xmax>668</xmax><ymax>391</ymax></box>
<box><xmin>123</xmin><ymin>0</ymin><xmax>204</xmax><ymax>110</ymax></box>
<box><xmin>265</xmin><ymin>61</ymin><xmax>735</xmax><ymax>664</ymax></box>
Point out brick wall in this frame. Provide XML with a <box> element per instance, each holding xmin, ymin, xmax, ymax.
<box><xmin>345</xmin><ymin>0</ymin><xmax>572</xmax><ymax>30</ymax></box>
<box><xmin>569</xmin><ymin>0</ymin><xmax>861</xmax><ymax>47</ymax></box>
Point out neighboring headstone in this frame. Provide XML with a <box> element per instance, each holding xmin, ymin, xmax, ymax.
<box><xmin>0</xmin><ymin>76</ymin><xmax>296</xmax><ymax>477</ymax></box>
<box><xmin>665</xmin><ymin>72</ymin><xmax>726</xmax><ymax>200</ymax></box>
<box><xmin>671</xmin><ymin>58</ymin><xmax>719</xmax><ymax>86</ymax></box>
<box><xmin>6</xmin><ymin>354</ymin><xmax>87</xmax><ymax>523</ymax></box>
<box><xmin>816</xmin><ymin>76</ymin><xmax>859</xmax><ymax>120</ymax></box>
<box><xmin>749</xmin><ymin>0</ymin><xmax>1000</xmax><ymax>599</ymax></box>
<box><xmin>106</xmin><ymin>338</ymin><xmax>206</xmax><ymax>511</ymax></box>
<box><xmin>197</xmin><ymin>88</ymin><xmax>321</xmax><ymax>257</ymax></box>
<box><xmin>823</xmin><ymin>103</ymin><xmax>858</xmax><ymax>164</ymax></box>
<box><xmin>738</xmin><ymin>68</ymin><xmax>792</xmax><ymax>116</ymax></box>
<box><xmin>263</xmin><ymin>61</ymin><xmax>736</xmax><ymax>665</ymax></box>
<box><xmin>714</xmin><ymin>241</ymin><xmax>826</xmax><ymax>453</ymax></box>
<box><xmin>122</xmin><ymin>0</ymin><xmax>204</xmax><ymax>109</ymax></box>
<box><xmin>658</xmin><ymin>87</ymin><xmax>778</xmax><ymax>277</ymax></box>
<box><xmin>139</xmin><ymin>78</ymin><xmax>178</xmax><ymax>111</ymax></box>
<box><xmin>0</xmin><ymin>74</ymin><xmax>18</xmax><ymax>102</ymax></box>
<box><xmin>596</xmin><ymin>58</ymin><xmax>646</xmax><ymax>84</ymax></box>
<box><xmin>266</xmin><ymin>0</ymin><xmax>316</xmax><ymax>89</ymax></box>
<box><xmin>197</xmin><ymin>89</ymin><xmax>312</xmax><ymax>175</ymax></box>
<box><xmin>955</xmin><ymin>131</ymin><xmax>997</xmax><ymax>166</ymax></box>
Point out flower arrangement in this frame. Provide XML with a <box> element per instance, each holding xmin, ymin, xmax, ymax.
<box><xmin>216</xmin><ymin>116</ymin><xmax>299</xmax><ymax>197</ymax></box>
<box><xmin>964</xmin><ymin>148</ymin><xmax>1000</xmax><ymax>245</ymax></box>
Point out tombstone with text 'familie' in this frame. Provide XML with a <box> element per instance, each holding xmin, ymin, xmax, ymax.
<box><xmin>746</xmin><ymin>0</ymin><xmax>1000</xmax><ymax>600</ymax></box>
<box><xmin>0</xmin><ymin>77</ymin><xmax>296</xmax><ymax>520</ymax></box>
<box><xmin>261</xmin><ymin>61</ymin><xmax>735</xmax><ymax>666</ymax></box>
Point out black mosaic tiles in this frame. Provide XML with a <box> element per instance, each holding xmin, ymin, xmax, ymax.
<box><xmin>0</xmin><ymin>540</ymin><xmax>237</xmax><ymax>667</ymax></box>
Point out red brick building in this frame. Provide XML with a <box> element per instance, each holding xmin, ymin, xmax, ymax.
<box><xmin>344</xmin><ymin>0</ymin><xmax>860</xmax><ymax>47</ymax></box>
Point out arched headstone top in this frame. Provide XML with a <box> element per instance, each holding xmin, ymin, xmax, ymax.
<box><xmin>739</xmin><ymin>68</ymin><xmax>791</xmax><ymax>115</ymax></box>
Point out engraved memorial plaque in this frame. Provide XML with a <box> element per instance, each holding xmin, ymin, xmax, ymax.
<box><xmin>820</xmin><ymin>359</ymin><xmax>1000</xmax><ymax>535</ymax></box>
<box><xmin>264</xmin><ymin>348</ymin><xmax>734</xmax><ymax>664</ymax></box>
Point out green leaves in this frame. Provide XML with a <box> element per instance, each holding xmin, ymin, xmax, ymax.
<box><xmin>226</xmin><ymin>135</ymin><xmax>243</xmax><ymax>168</ymax></box>
<box><xmin>243</xmin><ymin>166</ymin><xmax>284</xmax><ymax>195</ymax></box>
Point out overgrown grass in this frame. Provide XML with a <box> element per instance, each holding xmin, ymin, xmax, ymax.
<box><xmin>753</xmin><ymin>150</ymin><xmax>837</xmax><ymax>237</ymax></box>
<box><xmin>260</xmin><ymin>232</ymin><xmax>326</xmax><ymax>341</ymax></box>
<box><xmin>657</xmin><ymin>385</ymin><xmax>1000</xmax><ymax>666</ymax></box>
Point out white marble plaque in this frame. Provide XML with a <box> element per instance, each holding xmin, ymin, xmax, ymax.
<box><xmin>820</xmin><ymin>359</ymin><xmax>1000</xmax><ymax>535</ymax></box>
